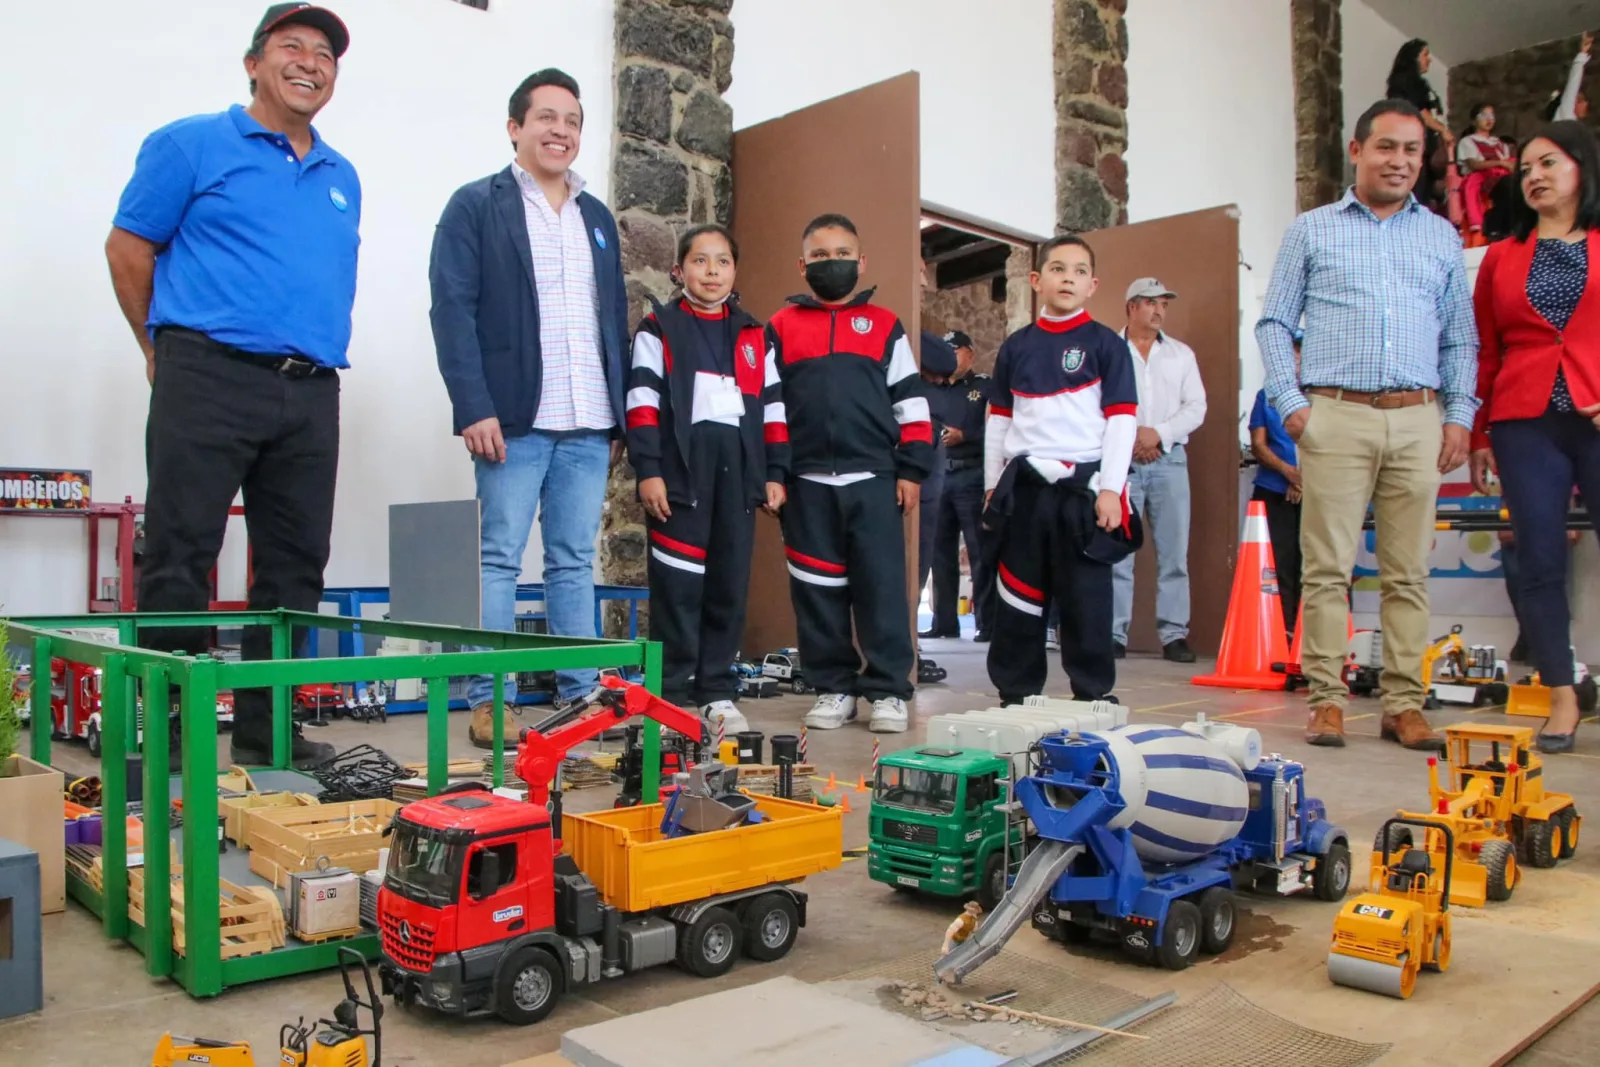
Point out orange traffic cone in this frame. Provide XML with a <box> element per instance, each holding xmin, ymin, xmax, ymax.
<box><xmin>824</xmin><ymin>771</ymin><xmax>837</xmax><ymax>792</ymax></box>
<box><xmin>855</xmin><ymin>774</ymin><xmax>870</xmax><ymax>792</ymax></box>
<box><xmin>1192</xmin><ymin>501</ymin><xmax>1292</xmax><ymax>690</ymax></box>
<box><xmin>838</xmin><ymin>793</ymin><xmax>852</xmax><ymax>814</ymax></box>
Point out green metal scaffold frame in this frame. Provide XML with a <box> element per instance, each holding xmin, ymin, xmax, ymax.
<box><xmin>8</xmin><ymin>609</ymin><xmax>663</xmax><ymax>997</ymax></box>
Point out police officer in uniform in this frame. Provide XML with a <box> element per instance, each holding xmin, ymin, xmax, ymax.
<box><xmin>914</xmin><ymin>332</ymin><xmax>958</xmax><ymax>679</ymax></box>
<box><xmin>927</xmin><ymin>332</ymin><xmax>995</xmax><ymax>641</ymax></box>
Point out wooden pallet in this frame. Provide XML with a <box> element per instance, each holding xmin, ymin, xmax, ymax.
<box><xmin>126</xmin><ymin>866</ymin><xmax>285</xmax><ymax>958</ymax></box>
<box><xmin>246</xmin><ymin>799</ymin><xmax>399</xmax><ymax>888</ymax></box>
<box><xmin>295</xmin><ymin>925</ymin><xmax>364</xmax><ymax>944</ymax></box>
<box><xmin>220</xmin><ymin>791</ymin><xmax>318</xmax><ymax>844</ymax></box>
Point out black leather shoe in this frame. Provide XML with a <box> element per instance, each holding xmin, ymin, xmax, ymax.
<box><xmin>1112</xmin><ymin>643</ymin><xmax>1126</xmax><ymax>659</ymax></box>
<box><xmin>231</xmin><ymin>727</ymin><xmax>337</xmax><ymax>770</ymax></box>
<box><xmin>919</xmin><ymin>627</ymin><xmax>958</xmax><ymax>639</ymax></box>
<box><xmin>972</xmin><ymin>631</ymin><xmax>991</xmax><ymax>643</ymax></box>
<box><xmin>1163</xmin><ymin>639</ymin><xmax>1197</xmax><ymax>663</ymax></box>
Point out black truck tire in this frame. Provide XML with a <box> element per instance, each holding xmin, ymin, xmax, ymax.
<box><xmin>1196</xmin><ymin>887</ymin><xmax>1236</xmax><ymax>955</ymax></box>
<box><xmin>977</xmin><ymin>851</ymin><xmax>1008</xmax><ymax>912</ymax></box>
<box><xmin>1558</xmin><ymin>807</ymin><xmax>1579</xmax><ymax>860</ymax></box>
<box><xmin>86</xmin><ymin>722</ymin><xmax>101</xmax><ymax>758</ymax></box>
<box><xmin>741</xmin><ymin>893</ymin><xmax>800</xmax><ymax>962</ymax></box>
<box><xmin>1524</xmin><ymin>819</ymin><xmax>1559</xmax><ymax>869</ymax></box>
<box><xmin>1314</xmin><ymin>841</ymin><xmax>1352</xmax><ymax>901</ymax></box>
<box><xmin>495</xmin><ymin>946</ymin><xmax>562</xmax><ymax>1025</ymax></box>
<box><xmin>1482</xmin><ymin>839</ymin><xmax>1516</xmax><ymax>902</ymax></box>
<box><xmin>1154</xmin><ymin>900</ymin><xmax>1201</xmax><ymax>971</ymax></box>
<box><xmin>679</xmin><ymin>906</ymin><xmax>741</xmax><ymax>978</ymax></box>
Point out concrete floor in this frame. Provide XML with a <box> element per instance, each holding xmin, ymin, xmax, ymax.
<box><xmin>4</xmin><ymin>635</ymin><xmax>1597</xmax><ymax>1066</ymax></box>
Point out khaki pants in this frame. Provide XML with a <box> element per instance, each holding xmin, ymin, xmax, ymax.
<box><xmin>1298</xmin><ymin>395</ymin><xmax>1442</xmax><ymax>713</ymax></box>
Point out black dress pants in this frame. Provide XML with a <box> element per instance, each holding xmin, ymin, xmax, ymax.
<box><xmin>139</xmin><ymin>329</ymin><xmax>339</xmax><ymax>744</ymax></box>
<box><xmin>932</xmin><ymin>466</ymin><xmax>991</xmax><ymax>634</ymax></box>
<box><xmin>1251</xmin><ymin>485</ymin><xmax>1302</xmax><ymax>633</ymax></box>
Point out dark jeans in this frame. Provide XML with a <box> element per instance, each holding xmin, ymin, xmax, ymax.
<box><xmin>1252</xmin><ymin>485</ymin><xmax>1302</xmax><ymax>633</ymax></box>
<box><xmin>932</xmin><ymin>466</ymin><xmax>992</xmax><ymax>634</ymax></box>
<box><xmin>1500</xmin><ymin>539</ymin><xmax>1525</xmax><ymax>641</ymax></box>
<box><xmin>139</xmin><ymin>329</ymin><xmax>340</xmax><ymax>743</ymax></box>
<box><xmin>1490</xmin><ymin>412</ymin><xmax>1600</xmax><ymax>688</ymax></box>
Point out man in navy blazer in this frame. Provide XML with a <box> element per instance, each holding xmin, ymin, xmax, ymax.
<box><xmin>430</xmin><ymin>68</ymin><xmax>630</xmax><ymax>747</ymax></box>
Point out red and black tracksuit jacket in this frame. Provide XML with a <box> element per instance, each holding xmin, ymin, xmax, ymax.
<box><xmin>766</xmin><ymin>289</ymin><xmax>935</xmax><ymax>482</ymax></box>
<box><xmin>625</xmin><ymin>296</ymin><xmax>789</xmax><ymax>506</ymax></box>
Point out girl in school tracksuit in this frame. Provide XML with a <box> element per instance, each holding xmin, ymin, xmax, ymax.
<box><xmin>624</xmin><ymin>225</ymin><xmax>789</xmax><ymax>735</ymax></box>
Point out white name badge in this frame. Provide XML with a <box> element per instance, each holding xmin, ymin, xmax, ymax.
<box><xmin>707</xmin><ymin>377</ymin><xmax>745</xmax><ymax>419</ymax></box>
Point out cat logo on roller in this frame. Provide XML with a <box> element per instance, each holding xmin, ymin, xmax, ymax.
<box><xmin>851</xmin><ymin>315</ymin><xmax>873</xmax><ymax>335</ymax></box>
<box><xmin>1063</xmin><ymin>347</ymin><xmax>1086</xmax><ymax>372</ymax></box>
<box><xmin>742</xmin><ymin>342</ymin><xmax>757</xmax><ymax>368</ymax></box>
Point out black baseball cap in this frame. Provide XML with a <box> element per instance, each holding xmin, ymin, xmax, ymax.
<box><xmin>253</xmin><ymin>3</ymin><xmax>350</xmax><ymax>58</ymax></box>
<box><xmin>920</xmin><ymin>332</ymin><xmax>959</xmax><ymax>376</ymax></box>
<box><xmin>943</xmin><ymin>330</ymin><xmax>974</xmax><ymax>350</ymax></box>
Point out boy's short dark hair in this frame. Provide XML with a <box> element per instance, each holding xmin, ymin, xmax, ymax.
<box><xmin>802</xmin><ymin>213</ymin><xmax>858</xmax><ymax>240</ymax></box>
<box><xmin>677</xmin><ymin>223</ymin><xmax>740</xmax><ymax>264</ymax></box>
<box><xmin>1352</xmin><ymin>98</ymin><xmax>1422</xmax><ymax>145</ymax></box>
<box><xmin>510</xmin><ymin>68</ymin><xmax>584</xmax><ymax>127</ymax></box>
<box><xmin>1036</xmin><ymin>234</ymin><xmax>1096</xmax><ymax>273</ymax></box>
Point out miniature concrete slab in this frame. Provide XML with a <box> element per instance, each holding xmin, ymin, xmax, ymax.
<box><xmin>560</xmin><ymin>976</ymin><xmax>971</xmax><ymax>1067</ymax></box>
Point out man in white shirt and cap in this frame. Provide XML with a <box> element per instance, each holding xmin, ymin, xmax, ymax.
<box><xmin>1111</xmin><ymin>278</ymin><xmax>1207</xmax><ymax>662</ymax></box>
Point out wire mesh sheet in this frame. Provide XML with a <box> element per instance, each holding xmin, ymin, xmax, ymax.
<box><xmin>1056</xmin><ymin>983</ymin><xmax>1391</xmax><ymax>1067</ymax></box>
<box><xmin>830</xmin><ymin>947</ymin><xmax>1152</xmax><ymax>1033</ymax></box>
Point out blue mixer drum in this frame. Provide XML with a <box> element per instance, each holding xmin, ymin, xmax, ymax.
<box><xmin>1046</xmin><ymin>726</ymin><xmax>1252</xmax><ymax>865</ymax></box>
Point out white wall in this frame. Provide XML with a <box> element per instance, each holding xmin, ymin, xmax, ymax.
<box><xmin>728</xmin><ymin>0</ymin><xmax>1057</xmax><ymax>239</ymax></box>
<box><xmin>1342</xmin><ymin>0</ymin><xmax>1449</xmax><ymax>146</ymax></box>
<box><xmin>1125</xmin><ymin>0</ymin><xmax>1298</xmax><ymax>287</ymax></box>
<box><xmin>0</xmin><ymin>0</ymin><xmax>616</xmax><ymax>614</ymax></box>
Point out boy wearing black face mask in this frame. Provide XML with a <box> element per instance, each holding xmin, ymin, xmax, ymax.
<box><xmin>766</xmin><ymin>213</ymin><xmax>935</xmax><ymax>734</ymax></box>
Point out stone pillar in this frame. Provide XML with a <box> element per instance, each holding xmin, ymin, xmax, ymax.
<box><xmin>601</xmin><ymin>0</ymin><xmax>737</xmax><ymax>635</ymax></box>
<box><xmin>1054</xmin><ymin>0</ymin><xmax>1129</xmax><ymax>232</ymax></box>
<box><xmin>1291</xmin><ymin>0</ymin><xmax>1343</xmax><ymax>212</ymax></box>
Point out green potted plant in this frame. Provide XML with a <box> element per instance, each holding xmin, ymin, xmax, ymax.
<box><xmin>0</xmin><ymin>619</ymin><xmax>66</xmax><ymax>913</ymax></box>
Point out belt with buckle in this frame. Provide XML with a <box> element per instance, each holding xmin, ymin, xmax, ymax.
<box><xmin>163</xmin><ymin>327</ymin><xmax>337</xmax><ymax>380</ymax></box>
<box><xmin>945</xmin><ymin>456</ymin><xmax>983</xmax><ymax>473</ymax></box>
<box><xmin>1306</xmin><ymin>386</ymin><xmax>1434</xmax><ymax>409</ymax></box>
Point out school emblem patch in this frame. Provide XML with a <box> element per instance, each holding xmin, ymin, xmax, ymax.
<box><xmin>1063</xmin><ymin>347</ymin><xmax>1087</xmax><ymax>372</ymax></box>
<box><xmin>851</xmin><ymin>315</ymin><xmax>873</xmax><ymax>335</ymax></box>
<box><xmin>742</xmin><ymin>342</ymin><xmax>757</xmax><ymax>368</ymax></box>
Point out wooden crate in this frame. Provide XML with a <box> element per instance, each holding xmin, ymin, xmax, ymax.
<box><xmin>220</xmin><ymin>791</ymin><xmax>317</xmax><ymax>844</ymax></box>
<box><xmin>128</xmin><ymin>866</ymin><xmax>285</xmax><ymax>959</ymax></box>
<box><xmin>246</xmin><ymin>799</ymin><xmax>399</xmax><ymax>888</ymax></box>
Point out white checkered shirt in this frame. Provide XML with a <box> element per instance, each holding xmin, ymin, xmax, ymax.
<box><xmin>512</xmin><ymin>162</ymin><xmax>614</xmax><ymax>431</ymax></box>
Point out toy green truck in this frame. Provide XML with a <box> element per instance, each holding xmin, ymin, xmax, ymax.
<box><xmin>867</xmin><ymin>699</ymin><xmax>1126</xmax><ymax>909</ymax></box>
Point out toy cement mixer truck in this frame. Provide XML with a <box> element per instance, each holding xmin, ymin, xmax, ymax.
<box><xmin>935</xmin><ymin>715</ymin><xmax>1351</xmax><ymax>981</ymax></box>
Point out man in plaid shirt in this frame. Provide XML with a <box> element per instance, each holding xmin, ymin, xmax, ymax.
<box><xmin>430</xmin><ymin>69</ymin><xmax>633</xmax><ymax>746</ymax></box>
<box><xmin>1257</xmin><ymin>98</ymin><xmax>1479</xmax><ymax>752</ymax></box>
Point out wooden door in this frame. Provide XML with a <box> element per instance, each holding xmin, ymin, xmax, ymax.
<box><xmin>730</xmin><ymin>73</ymin><xmax>923</xmax><ymax>657</ymax></box>
<box><xmin>1080</xmin><ymin>206</ymin><xmax>1242</xmax><ymax>656</ymax></box>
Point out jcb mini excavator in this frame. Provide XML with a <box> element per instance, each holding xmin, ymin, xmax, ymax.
<box><xmin>152</xmin><ymin>947</ymin><xmax>382</xmax><ymax>1066</ymax></box>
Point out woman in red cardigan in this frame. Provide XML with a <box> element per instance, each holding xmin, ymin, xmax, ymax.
<box><xmin>1469</xmin><ymin>120</ymin><xmax>1600</xmax><ymax>753</ymax></box>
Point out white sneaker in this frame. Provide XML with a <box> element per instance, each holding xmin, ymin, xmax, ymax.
<box><xmin>701</xmin><ymin>700</ymin><xmax>749</xmax><ymax>736</ymax></box>
<box><xmin>1045</xmin><ymin>627</ymin><xmax>1060</xmax><ymax>652</ymax></box>
<box><xmin>804</xmin><ymin>693</ymin><xmax>856</xmax><ymax>729</ymax></box>
<box><xmin>869</xmin><ymin>696</ymin><xmax>910</xmax><ymax>733</ymax></box>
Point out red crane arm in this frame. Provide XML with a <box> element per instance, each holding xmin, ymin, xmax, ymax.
<box><xmin>513</xmin><ymin>676</ymin><xmax>709</xmax><ymax>808</ymax></box>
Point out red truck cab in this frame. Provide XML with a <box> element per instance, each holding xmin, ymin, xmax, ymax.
<box><xmin>378</xmin><ymin>788</ymin><xmax>574</xmax><ymax>1022</ymax></box>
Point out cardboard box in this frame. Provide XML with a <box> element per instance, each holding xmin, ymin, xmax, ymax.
<box><xmin>0</xmin><ymin>755</ymin><xmax>64</xmax><ymax>913</ymax></box>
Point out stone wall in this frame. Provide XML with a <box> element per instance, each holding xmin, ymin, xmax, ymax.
<box><xmin>1054</xmin><ymin>0</ymin><xmax>1129</xmax><ymax>231</ymax></box>
<box><xmin>921</xmin><ymin>248</ymin><xmax>1035</xmax><ymax>376</ymax></box>
<box><xmin>1449</xmin><ymin>35</ymin><xmax>1599</xmax><ymax>148</ymax></box>
<box><xmin>600</xmin><ymin>0</ymin><xmax>736</xmax><ymax>633</ymax></box>
<box><xmin>1291</xmin><ymin>0</ymin><xmax>1343</xmax><ymax>211</ymax></box>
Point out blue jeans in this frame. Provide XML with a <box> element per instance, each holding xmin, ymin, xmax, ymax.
<box><xmin>468</xmin><ymin>430</ymin><xmax>610</xmax><ymax>705</ymax></box>
<box><xmin>1112</xmin><ymin>444</ymin><xmax>1191</xmax><ymax>646</ymax></box>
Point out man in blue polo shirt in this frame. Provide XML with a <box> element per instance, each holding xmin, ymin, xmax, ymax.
<box><xmin>104</xmin><ymin>3</ymin><xmax>359</xmax><ymax>768</ymax></box>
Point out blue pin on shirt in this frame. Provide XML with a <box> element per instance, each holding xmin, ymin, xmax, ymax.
<box><xmin>594</xmin><ymin>227</ymin><xmax>606</xmax><ymax>249</ymax></box>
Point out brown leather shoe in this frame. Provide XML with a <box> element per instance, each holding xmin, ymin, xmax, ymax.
<box><xmin>468</xmin><ymin>701</ymin><xmax>519</xmax><ymax>750</ymax></box>
<box><xmin>1381</xmin><ymin>708</ymin><xmax>1445</xmax><ymax>751</ymax></box>
<box><xmin>1306</xmin><ymin>703</ymin><xmax>1346</xmax><ymax>746</ymax></box>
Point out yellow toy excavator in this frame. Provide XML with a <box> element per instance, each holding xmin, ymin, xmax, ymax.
<box><xmin>152</xmin><ymin>947</ymin><xmax>382</xmax><ymax>1066</ymax></box>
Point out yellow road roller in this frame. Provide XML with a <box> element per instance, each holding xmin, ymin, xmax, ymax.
<box><xmin>1329</xmin><ymin>817</ymin><xmax>1453</xmax><ymax>999</ymax></box>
